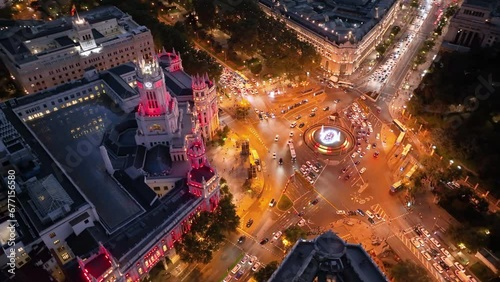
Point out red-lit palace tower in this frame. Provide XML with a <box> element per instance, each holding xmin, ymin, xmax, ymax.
<box><xmin>192</xmin><ymin>74</ymin><xmax>219</xmax><ymax>141</ymax></box>
<box><xmin>135</xmin><ymin>57</ymin><xmax>181</xmax><ymax>149</ymax></box>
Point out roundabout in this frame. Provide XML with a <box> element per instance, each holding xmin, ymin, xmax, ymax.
<box><xmin>304</xmin><ymin>124</ymin><xmax>355</xmax><ymax>156</ymax></box>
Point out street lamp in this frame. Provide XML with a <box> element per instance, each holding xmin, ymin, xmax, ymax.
<box><xmin>430</xmin><ymin>145</ymin><xmax>436</xmax><ymax>156</ymax></box>
<box><xmin>448</xmin><ymin>160</ymin><xmax>454</xmax><ymax>168</ymax></box>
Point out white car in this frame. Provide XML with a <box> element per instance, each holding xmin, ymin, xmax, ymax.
<box><xmin>312</xmin><ymin>166</ymin><xmax>319</xmax><ymax>173</ymax></box>
<box><xmin>419</xmin><ymin>227</ymin><xmax>431</xmax><ymax>237</ymax></box>
<box><xmin>454</xmin><ymin>262</ymin><xmax>465</xmax><ymax>272</ymax></box>
<box><xmin>365</xmin><ymin>210</ymin><xmax>374</xmax><ymax>218</ymax></box>
<box><xmin>273</xmin><ymin>231</ymin><xmax>283</xmax><ymax>240</ymax></box>
<box><xmin>416</xmin><ymin>237</ymin><xmax>425</xmax><ymax>246</ymax></box>
<box><xmin>359</xmin><ymin>167</ymin><xmax>367</xmax><ymax>174</ymax></box>
<box><xmin>289</xmin><ymin>132</ymin><xmax>294</xmax><ymax>137</ymax></box>
<box><xmin>274</xmin><ymin>135</ymin><xmax>279</xmax><ymax>142</ymax></box>
<box><xmin>240</xmin><ymin>255</ymin><xmax>249</xmax><ymax>264</ymax></box>
<box><xmin>421</xmin><ymin>251</ymin><xmax>432</xmax><ymax>260</ymax></box>
<box><xmin>306</xmin><ymin>161</ymin><xmax>312</xmax><ymax>167</ymax></box>
<box><xmin>433</xmin><ymin>262</ymin><xmax>444</xmax><ymax>273</ymax></box>
<box><xmin>351</xmin><ymin>152</ymin><xmax>358</xmax><ymax>158</ymax></box>
<box><xmin>440</xmin><ymin>248</ymin><xmax>451</xmax><ymax>257</ymax></box>
<box><xmin>336</xmin><ymin>210</ymin><xmax>346</xmax><ymax>215</ymax></box>
<box><xmin>297</xmin><ymin>218</ymin><xmax>306</xmax><ymax>226</ymax></box>
<box><xmin>429</xmin><ymin>237</ymin><xmax>441</xmax><ymax>248</ymax></box>
<box><xmin>411</xmin><ymin>238</ymin><xmax>421</xmax><ymax>248</ymax></box>
<box><xmin>273</xmin><ymin>152</ymin><xmax>276</xmax><ymax>159</ymax></box>
<box><xmin>251</xmin><ymin>262</ymin><xmax>261</xmax><ymax>272</ymax></box>
<box><xmin>248</xmin><ymin>256</ymin><xmax>256</xmax><ymax>265</ymax></box>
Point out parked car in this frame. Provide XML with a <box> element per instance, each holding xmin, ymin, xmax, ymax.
<box><xmin>246</xmin><ymin>219</ymin><xmax>254</xmax><ymax>228</ymax></box>
<box><xmin>421</xmin><ymin>251</ymin><xmax>432</xmax><ymax>260</ymax></box>
<box><xmin>356</xmin><ymin>209</ymin><xmax>365</xmax><ymax>216</ymax></box>
<box><xmin>454</xmin><ymin>262</ymin><xmax>465</xmax><ymax>272</ymax></box>
<box><xmin>273</xmin><ymin>231</ymin><xmax>283</xmax><ymax>240</ymax></box>
<box><xmin>252</xmin><ymin>262</ymin><xmax>261</xmax><ymax>272</ymax></box>
<box><xmin>429</xmin><ymin>237</ymin><xmax>441</xmax><ymax>248</ymax></box>
<box><xmin>260</xmin><ymin>238</ymin><xmax>269</xmax><ymax>245</ymax></box>
<box><xmin>238</xmin><ymin>236</ymin><xmax>245</xmax><ymax>244</ymax></box>
<box><xmin>269</xmin><ymin>199</ymin><xmax>276</xmax><ymax>207</ymax></box>
<box><xmin>359</xmin><ymin>167</ymin><xmax>367</xmax><ymax>174</ymax></box>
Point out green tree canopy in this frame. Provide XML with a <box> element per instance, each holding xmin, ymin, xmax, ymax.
<box><xmin>254</xmin><ymin>261</ymin><xmax>279</xmax><ymax>282</ymax></box>
<box><xmin>283</xmin><ymin>226</ymin><xmax>307</xmax><ymax>244</ymax></box>
<box><xmin>390</xmin><ymin>260</ymin><xmax>431</xmax><ymax>282</ymax></box>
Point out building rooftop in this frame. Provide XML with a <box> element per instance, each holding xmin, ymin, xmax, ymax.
<box><xmin>0</xmin><ymin>107</ymin><xmax>89</xmax><ymax>234</ymax></box>
<box><xmin>260</xmin><ymin>0</ymin><xmax>397</xmax><ymax>45</ymax></box>
<box><xmin>189</xmin><ymin>165</ymin><xmax>216</xmax><ymax>184</ymax></box>
<box><xmin>103</xmin><ymin>181</ymin><xmax>200</xmax><ymax>265</ymax></box>
<box><xmin>164</xmin><ymin>70</ymin><xmax>193</xmax><ymax>97</ymax></box>
<box><xmin>0</xmin><ymin>6</ymin><xmax>144</xmax><ymax>65</ymax></box>
<box><xmin>269</xmin><ymin>231</ymin><xmax>387</xmax><ymax>282</ymax></box>
<box><xmin>66</xmin><ymin>229</ymin><xmax>99</xmax><ymax>258</ymax></box>
<box><xmin>23</xmin><ymin>96</ymin><xmax>144</xmax><ymax>233</ymax></box>
<box><xmin>84</xmin><ymin>253</ymin><xmax>112</xmax><ymax>279</ymax></box>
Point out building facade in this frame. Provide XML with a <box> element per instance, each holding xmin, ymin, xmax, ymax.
<box><xmin>443</xmin><ymin>0</ymin><xmax>500</xmax><ymax>50</ymax></box>
<box><xmin>259</xmin><ymin>0</ymin><xmax>400</xmax><ymax>75</ymax></box>
<box><xmin>0</xmin><ymin>6</ymin><xmax>154</xmax><ymax>94</ymax></box>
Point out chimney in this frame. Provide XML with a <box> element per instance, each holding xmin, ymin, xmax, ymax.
<box><xmin>375</xmin><ymin>7</ymin><xmax>379</xmax><ymax>19</ymax></box>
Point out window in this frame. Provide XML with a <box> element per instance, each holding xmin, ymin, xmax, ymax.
<box><xmin>53</xmin><ymin>240</ymin><xmax>60</xmax><ymax>245</ymax></box>
<box><xmin>154</xmin><ymin>187</ymin><xmax>160</xmax><ymax>191</ymax></box>
<box><xmin>49</xmin><ymin>232</ymin><xmax>56</xmax><ymax>238</ymax></box>
<box><xmin>61</xmin><ymin>252</ymin><xmax>70</xmax><ymax>261</ymax></box>
<box><xmin>138</xmin><ymin>267</ymin><xmax>143</xmax><ymax>275</ymax></box>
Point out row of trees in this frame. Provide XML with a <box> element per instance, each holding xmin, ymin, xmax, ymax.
<box><xmin>189</xmin><ymin>0</ymin><xmax>320</xmax><ymax>78</ymax></box>
<box><xmin>174</xmin><ymin>178</ymin><xmax>240</xmax><ymax>263</ymax></box>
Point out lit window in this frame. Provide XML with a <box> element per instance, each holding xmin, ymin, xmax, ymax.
<box><xmin>138</xmin><ymin>267</ymin><xmax>143</xmax><ymax>275</ymax></box>
<box><xmin>54</xmin><ymin>240</ymin><xmax>60</xmax><ymax>245</ymax></box>
<box><xmin>62</xmin><ymin>252</ymin><xmax>70</xmax><ymax>261</ymax></box>
<box><xmin>49</xmin><ymin>233</ymin><xmax>56</xmax><ymax>238</ymax></box>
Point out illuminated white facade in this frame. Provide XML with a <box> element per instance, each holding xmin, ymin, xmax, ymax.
<box><xmin>259</xmin><ymin>0</ymin><xmax>400</xmax><ymax>75</ymax></box>
<box><xmin>0</xmin><ymin>6</ymin><xmax>154</xmax><ymax>94</ymax></box>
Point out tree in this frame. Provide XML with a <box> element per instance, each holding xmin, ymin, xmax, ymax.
<box><xmin>254</xmin><ymin>261</ymin><xmax>279</xmax><ymax>282</ymax></box>
<box><xmin>283</xmin><ymin>226</ymin><xmax>307</xmax><ymax>244</ymax></box>
<box><xmin>447</xmin><ymin>225</ymin><xmax>488</xmax><ymax>252</ymax></box>
<box><xmin>235</xmin><ymin>99</ymin><xmax>250</xmax><ymax>119</ymax></box>
<box><xmin>214</xmin><ymin>195</ymin><xmax>240</xmax><ymax>233</ymax></box>
<box><xmin>390</xmin><ymin>260</ymin><xmax>431</xmax><ymax>282</ymax></box>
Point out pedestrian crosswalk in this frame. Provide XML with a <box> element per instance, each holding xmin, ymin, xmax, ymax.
<box><xmin>370</xmin><ymin>204</ymin><xmax>389</xmax><ymax>221</ymax></box>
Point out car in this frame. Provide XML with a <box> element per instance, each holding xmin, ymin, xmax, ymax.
<box><xmin>279</xmin><ymin>158</ymin><xmax>283</xmax><ymax>165</ymax></box>
<box><xmin>373</xmin><ymin>152</ymin><xmax>380</xmax><ymax>158</ymax></box>
<box><xmin>357</xmin><ymin>147</ymin><xmax>362</xmax><ymax>153</ymax></box>
<box><xmin>351</xmin><ymin>152</ymin><xmax>358</xmax><ymax>158</ymax></box>
<box><xmin>238</xmin><ymin>236</ymin><xmax>245</xmax><ymax>244</ymax></box>
<box><xmin>411</xmin><ymin>238</ymin><xmax>421</xmax><ymax>248</ymax></box>
<box><xmin>246</xmin><ymin>219</ymin><xmax>254</xmax><ymax>228</ymax></box>
<box><xmin>439</xmin><ymin>259</ymin><xmax>450</xmax><ymax>270</ymax></box>
<box><xmin>300</xmin><ymin>168</ymin><xmax>308</xmax><ymax>175</ymax></box>
<box><xmin>260</xmin><ymin>238</ymin><xmax>269</xmax><ymax>245</ymax></box>
<box><xmin>419</xmin><ymin>227</ymin><xmax>431</xmax><ymax>237</ymax></box>
<box><xmin>375</xmin><ymin>214</ymin><xmax>382</xmax><ymax>220</ymax></box>
<box><xmin>365</xmin><ymin>210</ymin><xmax>374</xmax><ymax>218</ymax></box>
<box><xmin>222</xmin><ymin>275</ymin><xmax>232</xmax><ymax>282</ymax></box>
<box><xmin>433</xmin><ymin>263</ymin><xmax>444</xmax><ymax>273</ymax></box>
<box><xmin>414</xmin><ymin>227</ymin><xmax>423</xmax><ymax>236</ymax></box>
<box><xmin>306</xmin><ymin>161</ymin><xmax>312</xmax><ymax>167</ymax></box>
<box><xmin>366</xmin><ymin>144</ymin><xmax>371</xmax><ymax>150</ymax></box>
<box><xmin>429</xmin><ymin>237</ymin><xmax>441</xmax><ymax>248</ymax></box>
<box><xmin>273</xmin><ymin>231</ymin><xmax>283</xmax><ymax>240</ymax></box>
<box><xmin>356</xmin><ymin>209</ymin><xmax>365</xmax><ymax>216</ymax></box>
<box><xmin>248</xmin><ymin>256</ymin><xmax>256</xmax><ymax>265</ymax></box>
<box><xmin>440</xmin><ymin>248</ymin><xmax>451</xmax><ymax>257</ymax></box>
<box><xmin>341</xmin><ymin>167</ymin><xmax>348</xmax><ymax>174</ymax></box>
<box><xmin>297</xmin><ymin>211</ymin><xmax>305</xmax><ymax>217</ymax></box>
<box><xmin>234</xmin><ymin>270</ymin><xmax>244</xmax><ymax>280</ymax></box>
<box><xmin>421</xmin><ymin>251</ymin><xmax>432</xmax><ymax>260</ymax></box>
<box><xmin>344</xmin><ymin>175</ymin><xmax>350</xmax><ymax>181</ymax></box>
<box><xmin>372</xmin><ymin>143</ymin><xmax>377</xmax><ymax>148</ymax></box>
<box><xmin>416</xmin><ymin>237</ymin><xmax>425</xmax><ymax>246</ymax></box>
<box><xmin>297</xmin><ymin>218</ymin><xmax>306</xmax><ymax>226</ymax></box>
<box><xmin>311</xmin><ymin>166</ymin><xmax>319</xmax><ymax>173</ymax></box>
<box><xmin>312</xmin><ymin>107</ymin><xmax>318</xmax><ymax>112</ymax></box>
<box><xmin>295</xmin><ymin>115</ymin><xmax>302</xmax><ymax>120</ymax></box>
<box><xmin>354</xmin><ymin>161</ymin><xmax>360</xmax><ymax>166</ymax></box>
<box><xmin>310</xmin><ymin>198</ymin><xmax>319</xmax><ymax>205</ymax></box>
<box><xmin>290</xmin><ymin>122</ymin><xmax>297</xmax><ymax>128</ymax></box>
<box><xmin>231</xmin><ymin>264</ymin><xmax>242</xmax><ymax>274</ymax></box>
<box><xmin>252</xmin><ymin>262</ymin><xmax>261</xmax><ymax>272</ymax></box>
<box><xmin>336</xmin><ymin>210</ymin><xmax>346</xmax><ymax>215</ymax></box>
<box><xmin>306</xmin><ymin>176</ymin><xmax>313</xmax><ymax>182</ymax></box>
<box><xmin>429</xmin><ymin>248</ymin><xmax>440</xmax><ymax>257</ymax></box>
<box><xmin>299</xmin><ymin>122</ymin><xmax>305</xmax><ymax>128</ymax></box>
<box><xmin>359</xmin><ymin>167</ymin><xmax>367</xmax><ymax>174</ymax></box>
<box><xmin>269</xmin><ymin>199</ymin><xmax>276</xmax><ymax>207</ymax></box>
<box><xmin>289</xmin><ymin>132</ymin><xmax>294</xmax><ymax>137</ymax></box>
<box><xmin>454</xmin><ymin>262</ymin><xmax>465</xmax><ymax>272</ymax></box>
<box><xmin>309</xmin><ymin>112</ymin><xmax>316</xmax><ymax>117</ymax></box>
<box><xmin>368</xmin><ymin>218</ymin><xmax>375</xmax><ymax>224</ymax></box>
<box><xmin>323</xmin><ymin>106</ymin><xmax>330</xmax><ymax>111</ymax></box>
<box><xmin>240</xmin><ymin>255</ymin><xmax>249</xmax><ymax>264</ymax></box>
<box><xmin>274</xmin><ymin>135</ymin><xmax>279</xmax><ymax>142</ymax></box>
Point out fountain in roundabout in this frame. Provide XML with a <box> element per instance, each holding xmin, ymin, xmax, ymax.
<box><xmin>303</xmin><ymin>124</ymin><xmax>355</xmax><ymax>156</ymax></box>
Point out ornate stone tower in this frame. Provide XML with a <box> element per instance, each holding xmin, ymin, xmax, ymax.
<box><xmin>135</xmin><ymin>57</ymin><xmax>180</xmax><ymax>149</ymax></box>
<box><xmin>72</xmin><ymin>14</ymin><xmax>97</xmax><ymax>52</ymax></box>
<box><xmin>186</xmin><ymin>133</ymin><xmax>220</xmax><ymax>210</ymax></box>
<box><xmin>158</xmin><ymin>47</ymin><xmax>183</xmax><ymax>72</ymax></box>
<box><xmin>192</xmin><ymin>74</ymin><xmax>219</xmax><ymax>141</ymax></box>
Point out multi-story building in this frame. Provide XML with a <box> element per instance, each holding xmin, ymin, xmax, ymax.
<box><xmin>269</xmin><ymin>231</ymin><xmax>388</xmax><ymax>282</ymax></box>
<box><xmin>1</xmin><ymin>49</ymin><xmax>221</xmax><ymax>281</ymax></box>
<box><xmin>443</xmin><ymin>0</ymin><xmax>500</xmax><ymax>50</ymax></box>
<box><xmin>0</xmin><ymin>6</ymin><xmax>154</xmax><ymax>94</ymax></box>
<box><xmin>259</xmin><ymin>0</ymin><xmax>400</xmax><ymax>76</ymax></box>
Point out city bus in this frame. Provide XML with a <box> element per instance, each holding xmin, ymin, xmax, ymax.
<box><xmin>401</xmin><ymin>144</ymin><xmax>412</xmax><ymax>158</ymax></box>
<box><xmin>289</xmin><ymin>142</ymin><xmax>297</xmax><ymax>162</ymax></box>
<box><xmin>390</xmin><ymin>180</ymin><xmax>404</xmax><ymax>193</ymax></box>
<box><xmin>337</xmin><ymin>81</ymin><xmax>355</xmax><ymax>89</ymax></box>
<box><xmin>455</xmin><ymin>270</ymin><xmax>471</xmax><ymax>282</ymax></box>
<box><xmin>405</xmin><ymin>164</ymin><xmax>418</xmax><ymax>179</ymax></box>
<box><xmin>395</xmin><ymin>132</ymin><xmax>405</xmax><ymax>146</ymax></box>
<box><xmin>250</xmin><ymin>149</ymin><xmax>260</xmax><ymax>165</ymax></box>
<box><xmin>393</xmin><ymin>119</ymin><xmax>407</xmax><ymax>132</ymax></box>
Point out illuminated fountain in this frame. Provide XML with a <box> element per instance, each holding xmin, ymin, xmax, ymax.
<box><xmin>304</xmin><ymin>124</ymin><xmax>354</xmax><ymax>156</ymax></box>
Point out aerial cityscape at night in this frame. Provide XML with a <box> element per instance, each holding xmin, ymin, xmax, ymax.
<box><xmin>0</xmin><ymin>0</ymin><xmax>499</xmax><ymax>281</ymax></box>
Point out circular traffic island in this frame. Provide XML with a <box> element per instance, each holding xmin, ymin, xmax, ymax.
<box><xmin>304</xmin><ymin>124</ymin><xmax>355</xmax><ymax>156</ymax></box>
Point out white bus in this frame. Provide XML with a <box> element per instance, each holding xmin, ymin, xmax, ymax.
<box><xmin>401</xmin><ymin>144</ymin><xmax>412</xmax><ymax>158</ymax></box>
<box><xmin>390</xmin><ymin>180</ymin><xmax>404</xmax><ymax>193</ymax></box>
<box><xmin>395</xmin><ymin>132</ymin><xmax>405</xmax><ymax>146</ymax></box>
<box><xmin>338</xmin><ymin>81</ymin><xmax>354</xmax><ymax>89</ymax></box>
<box><xmin>289</xmin><ymin>142</ymin><xmax>297</xmax><ymax>162</ymax></box>
<box><xmin>393</xmin><ymin>119</ymin><xmax>407</xmax><ymax>132</ymax></box>
<box><xmin>405</xmin><ymin>164</ymin><xmax>418</xmax><ymax>179</ymax></box>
